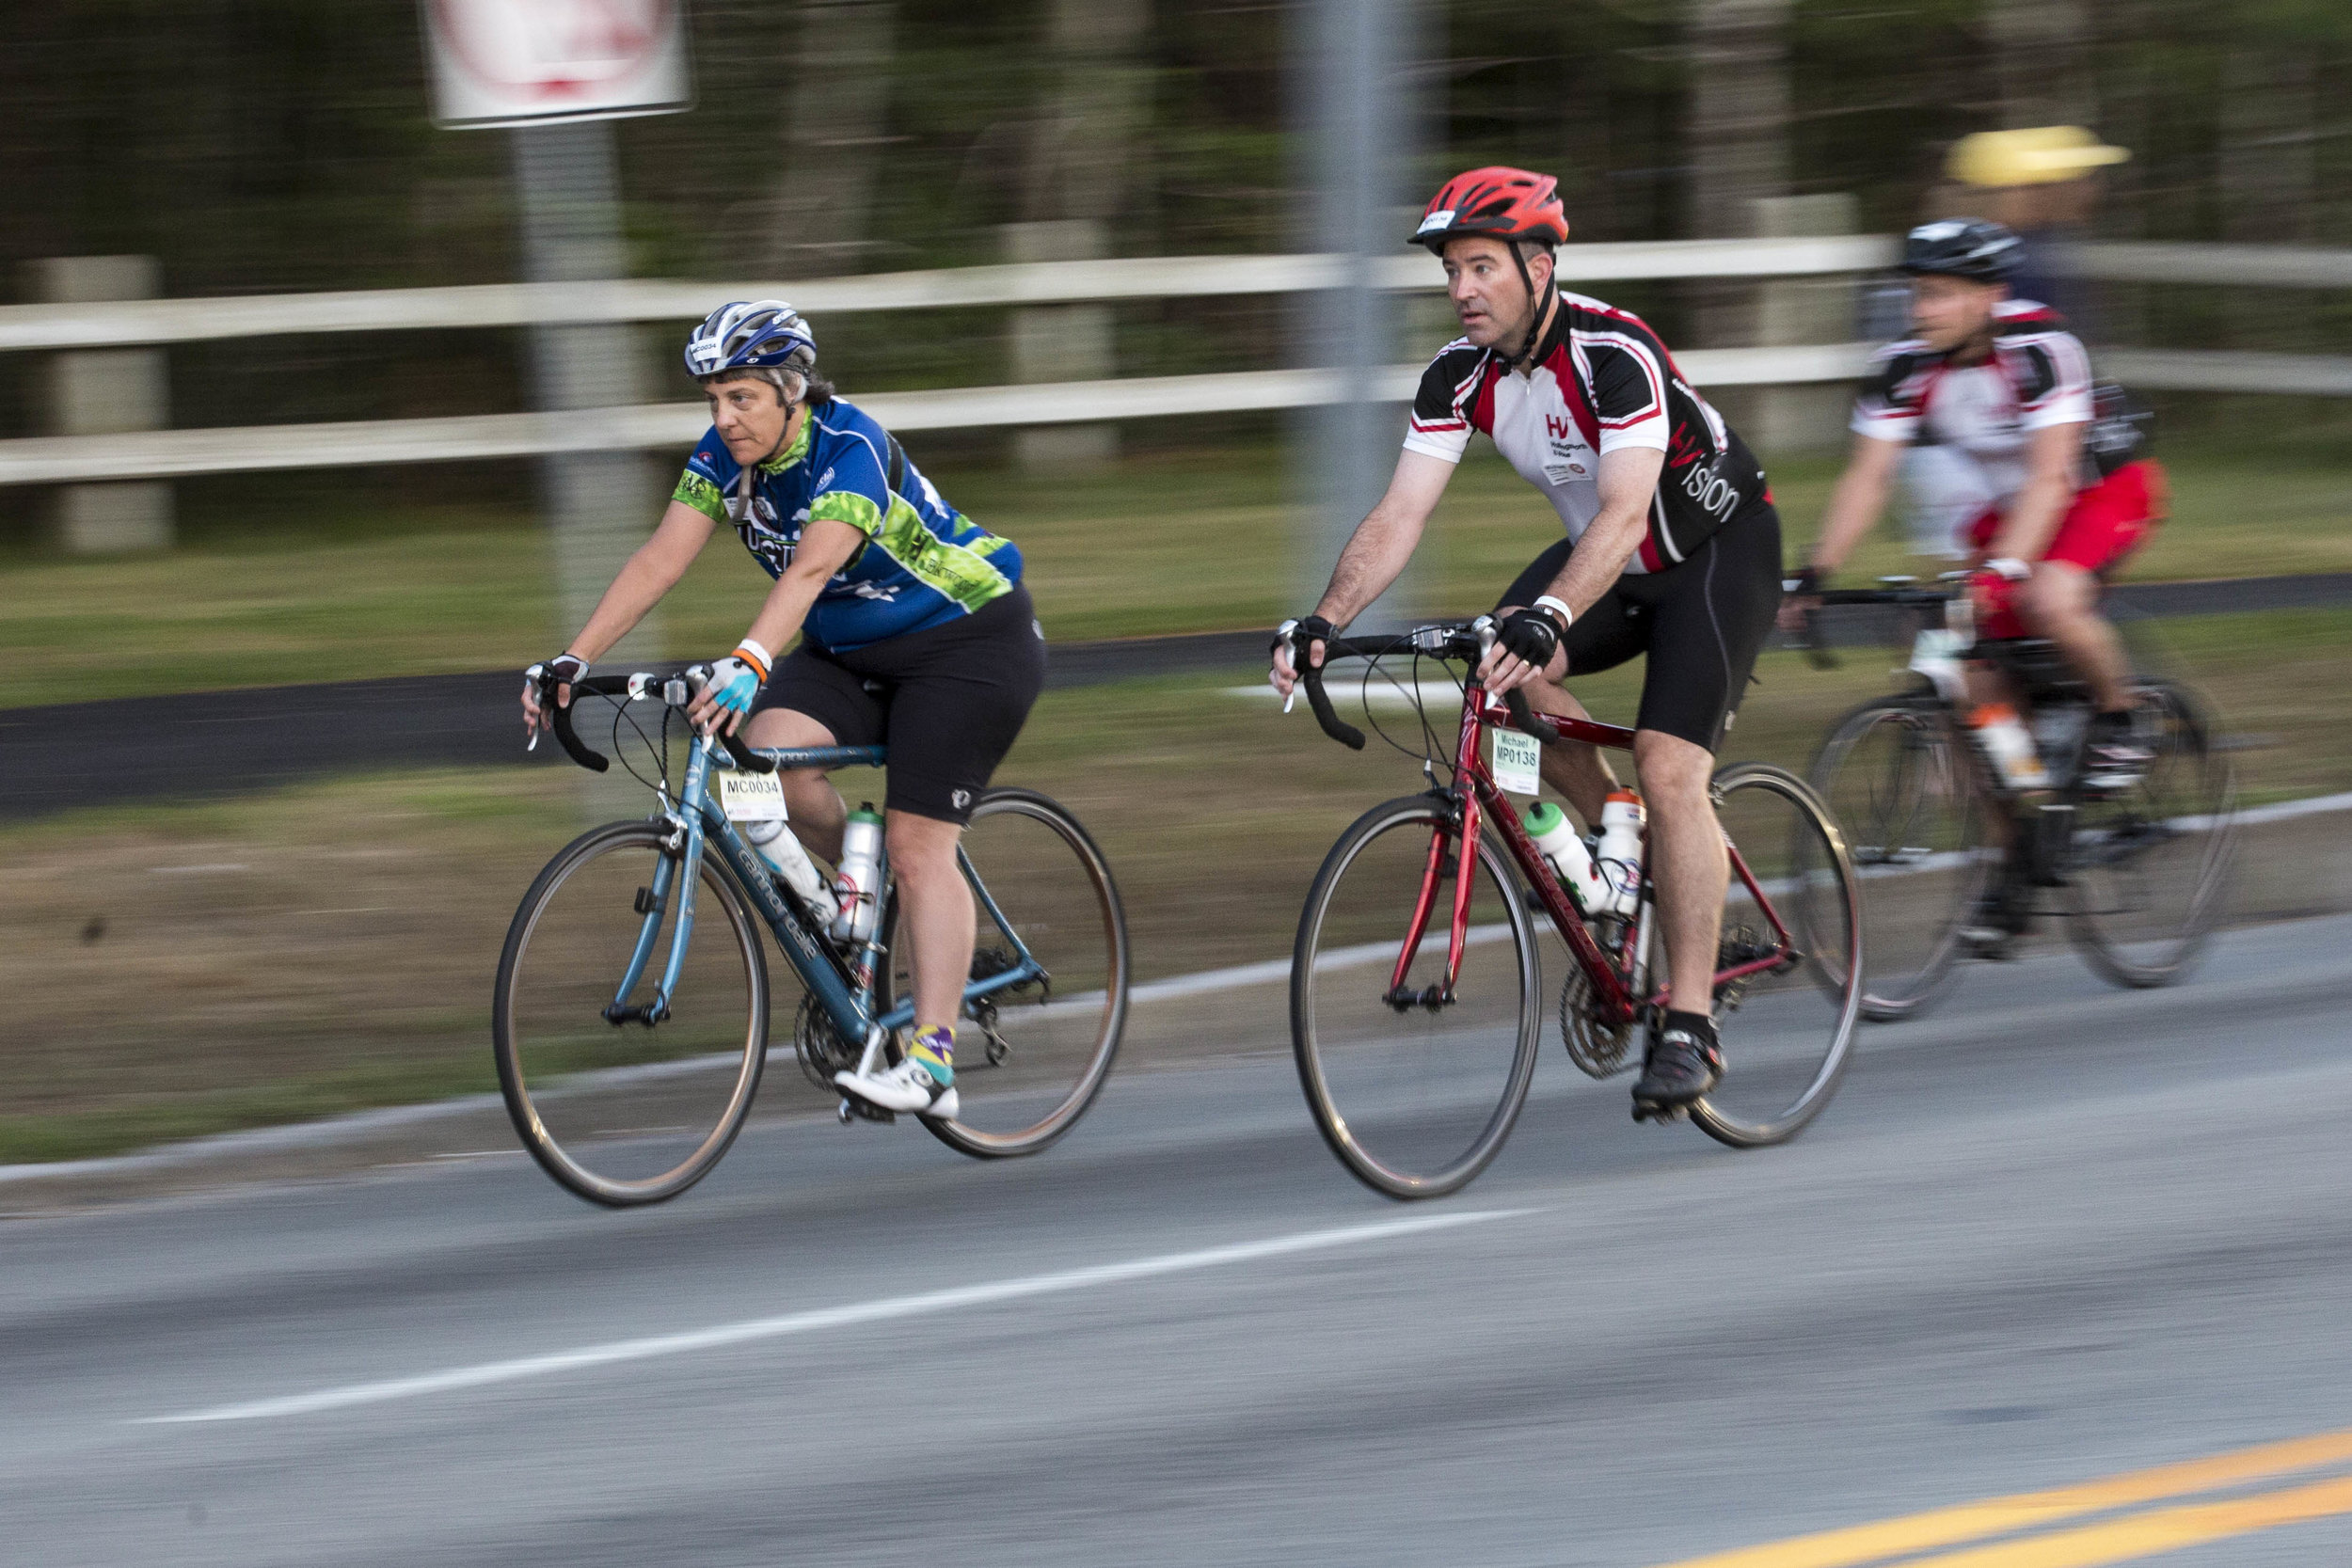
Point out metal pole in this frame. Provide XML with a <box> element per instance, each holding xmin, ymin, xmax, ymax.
<box><xmin>510</xmin><ymin>119</ymin><xmax>659</xmax><ymax>663</ymax></box>
<box><xmin>1294</xmin><ymin>0</ymin><xmax>1420</xmax><ymax>625</ymax></box>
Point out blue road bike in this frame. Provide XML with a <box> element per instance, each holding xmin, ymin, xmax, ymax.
<box><xmin>495</xmin><ymin>669</ymin><xmax>1129</xmax><ymax>1206</ymax></box>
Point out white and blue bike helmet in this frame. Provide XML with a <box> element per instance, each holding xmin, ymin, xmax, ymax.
<box><xmin>683</xmin><ymin>299</ymin><xmax>818</xmax><ymax>381</ymax></box>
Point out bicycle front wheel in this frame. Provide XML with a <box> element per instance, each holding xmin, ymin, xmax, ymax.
<box><xmin>878</xmin><ymin>788</ymin><xmax>1129</xmax><ymax>1159</ymax></box>
<box><xmin>2067</xmin><ymin>680</ymin><xmax>2236</xmax><ymax>989</ymax></box>
<box><xmin>494</xmin><ymin>820</ymin><xmax>768</xmax><ymax>1206</ymax></box>
<box><xmin>1690</xmin><ymin>763</ymin><xmax>1865</xmax><ymax>1149</ymax></box>
<box><xmin>1809</xmin><ymin>693</ymin><xmax>1994</xmax><ymax>1022</ymax></box>
<box><xmin>1292</xmin><ymin>795</ymin><xmax>1542</xmax><ymax>1199</ymax></box>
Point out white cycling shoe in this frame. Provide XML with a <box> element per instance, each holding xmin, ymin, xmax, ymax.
<box><xmin>834</xmin><ymin>1056</ymin><xmax>959</xmax><ymax>1120</ymax></box>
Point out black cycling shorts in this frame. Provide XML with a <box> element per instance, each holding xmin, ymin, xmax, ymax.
<box><xmin>1496</xmin><ymin>499</ymin><xmax>1783</xmax><ymax>752</ymax></box>
<box><xmin>753</xmin><ymin>585</ymin><xmax>1046</xmax><ymax>825</ymax></box>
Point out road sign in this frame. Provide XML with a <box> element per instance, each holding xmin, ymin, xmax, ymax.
<box><xmin>422</xmin><ymin>0</ymin><xmax>693</xmax><ymax>129</ymax></box>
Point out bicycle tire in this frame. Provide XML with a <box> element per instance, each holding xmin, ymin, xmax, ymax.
<box><xmin>874</xmin><ymin>787</ymin><xmax>1130</xmax><ymax>1159</ymax></box>
<box><xmin>1291</xmin><ymin>794</ymin><xmax>1542</xmax><ymax>1200</ymax></box>
<box><xmin>1689</xmin><ymin>763</ymin><xmax>1866</xmax><ymax>1149</ymax></box>
<box><xmin>494</xmin><ymin>819</ymin><xmax>769</xmax><ymax>1207</ymax></box>
<box><xmin>2065</xmin><ymin>679</ymin><xmax>2236</xmax><ymax>990</ymax></box>
<box><xmin>1808</xmin><ymin>692</ymin><xmax>1994</xmax><ymax>1022</ymax></box>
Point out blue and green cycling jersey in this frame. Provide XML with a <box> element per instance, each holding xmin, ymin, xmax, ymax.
<box><xmin>672</xmin><ymin>399</ymin><xmax>1022</xmax><ymax>654</ymax></box>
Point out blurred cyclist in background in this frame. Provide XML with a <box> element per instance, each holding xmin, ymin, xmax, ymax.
<box><xmin>1270</xmin><ymin>166</ymin><xmax>1788</xmax><ymax>1118</ymax></box>
<box><xmin>1786</xmin><ymin>219</ymin><xmax>2167</xmax><ymax>946</ymax></box>
<box><xmin>1945</xmin><ymin>126</ymin><xmax>2131</xmax><ymax>341</ymax></box>
<box><xmin>520</xmin><ymin>301</ymin><xmax>1045</xmax><ymax>1122</ymax></box>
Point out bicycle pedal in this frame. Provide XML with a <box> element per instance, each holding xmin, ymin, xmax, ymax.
<box><xmin>836</xmin><ymin>1096</ymin><xmax>897</xmax><ymax>1126</ymax></box>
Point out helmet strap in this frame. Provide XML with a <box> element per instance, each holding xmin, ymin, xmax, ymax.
<box><xmin>1503</xmin><ymin>246</ymin><xmax>1557</xmax><ymax>372</ymax></box>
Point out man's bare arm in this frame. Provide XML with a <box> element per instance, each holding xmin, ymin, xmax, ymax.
<box><xmin>1806</xmin><ymin>433</ymin><xmax>1904</xmax><ymax>576</ymax></box>
<box><xmin>1271</xmin><ymin>449</ymin><xmax>1455</xmax><ymax>697</ymax></box>
<box><xmin>1311</xmin><ymin>450</ymin><xmax>1457</xmax><ymax>628</ymax></box>
<box><xmin>1481</xmin><ymin>444</ymin><xmax>1664</xmax><ymax>695</ymax></box>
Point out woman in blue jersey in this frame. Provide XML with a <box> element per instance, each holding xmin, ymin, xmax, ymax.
<box><xmin>520</xmin><ymin>301</ymin><xmax>1045</xmax><ymax>1120</ymax></box>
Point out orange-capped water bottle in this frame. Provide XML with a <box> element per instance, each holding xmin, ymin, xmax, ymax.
<box><xmin>1594</xmin><ymin>789</ymin><xmax>1646</xmax><ymax>916</ymax></box>
<box><xmin>1969</xmin><ymin>702</ymin><xmax>2050</xmax><ymax>792</ymax></box>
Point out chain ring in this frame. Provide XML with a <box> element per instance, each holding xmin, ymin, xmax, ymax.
<box><xmin>1559</xmin><ymin>964</ymin><xmax>1635</xmax><ymax>1079</ymax></box>
<box><xmin>794</xmin><ymin>992</ymin><xmax>862</xmax><ymax>1089</ymax></box>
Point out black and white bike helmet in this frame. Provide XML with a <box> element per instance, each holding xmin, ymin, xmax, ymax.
<box><xmin>1899</xmin><ymin>219</ymin><xmax>2023</xmax><ymax>283</ymax></box>
<box><xmin>683</xmin><ymin>300</ymin><xmax>818</xmax><ymax>379</ymax></box>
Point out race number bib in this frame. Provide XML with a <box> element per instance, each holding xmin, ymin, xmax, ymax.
<box><xmin>1489</xmin><ymin>728</ymin><xmax>1542</xmax><ymax>797</ymax></box>
<box><xmin>718</xmin><ymin>770</ymin><xmax>787</xmax><ymax>823</ymax></box>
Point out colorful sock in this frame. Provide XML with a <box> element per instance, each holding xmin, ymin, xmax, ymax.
<box><xmin>909</xmin><ymin>1025</ymin><xmax>955</xmax><ymax>1085</ymax></box>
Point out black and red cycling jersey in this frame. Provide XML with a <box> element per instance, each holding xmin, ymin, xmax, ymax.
<box><xmin>1403</xmin><ymin>291</ymin><xmax>1770</xmax><ymax>575</ymax></box>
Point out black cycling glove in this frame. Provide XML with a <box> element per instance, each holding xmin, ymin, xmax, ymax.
<box><xmin>1782</xmin><ymin>563</ymin><xmax>1824</xmax><ymax>599</ymax></box>
<box><xmin>1494</xmin><ymin>607</ymin><xmax>1561</xmax><ymax>670</ymax></box>
<box><xmin>1274</xmin><ymin>614</ymin><xmax>1336</xmax><ymax>663</ymax></box>
<box><xmin>528</xmin><ymin>653</ymin><xmax>589</xmax><ymax>701</ymax></box>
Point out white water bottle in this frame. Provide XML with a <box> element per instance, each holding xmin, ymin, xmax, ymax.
<box><xmin>1522</xmin><ymin>800</ymin><xmax>1608</xmax><ymax>913</ymax></box>
<box><xmin>744</xmin><ymin>819</ymin><xmax>839</xmax><ymax>923</ymax></box>
<box><xmin>1593</xmin><ymin>789</ymin><xmax>1646</xmax><ymax>917</ymax></box>
<box><xmin>830</xmin><ymin>804</ymin><xmax>885</xmax><ymax>943</ymax></box>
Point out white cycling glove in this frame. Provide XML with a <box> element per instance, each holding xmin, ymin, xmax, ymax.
<box><xmin>700</xmin><ymin>639</ymin><xmax>773</xmax><ymax>718</ymax></box>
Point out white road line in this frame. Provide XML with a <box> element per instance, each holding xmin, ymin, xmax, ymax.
<box><xmin>136</xmin><ymin>1208</ymin><xmax>1534</xmax><ymax>1426</ymax></box>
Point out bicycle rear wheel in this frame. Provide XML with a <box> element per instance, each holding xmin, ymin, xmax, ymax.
<box><xmin>494</xmin><ymin>820</ymin><xmax>768</xmax><ymax>1206</ymax></box>
<box><xmin>1690</xmin><ymin>763</ymin><xmax>1865</xmax><ymax>1149</ymax></box>
<box><xmin>1809</xmin><ymin>693</ymin><xmax>1994</xmax><ymax>1021</ymax></box>
<box><xmin>877</xmin><ymin>788</ymin><xmax>1129</xmax><ymax>1159</ymax></box>
<box><xmin>2066</xmin><ymin>680</ymin><xmax>2235</xmax><ymax>989</ymax></box>
<box><xmin>1292</xmin><ymin>795</ymin><xmax>1542</xmax><ymax>1199</ymax></box>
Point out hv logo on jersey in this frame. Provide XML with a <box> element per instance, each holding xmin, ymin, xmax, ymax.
<box><xmin>1542</xmin><ymin>415</ymin><xmax>1595</xmax><ymax>483</ymax></box>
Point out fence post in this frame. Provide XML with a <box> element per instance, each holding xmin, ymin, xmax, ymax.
<box><xmin>509</xmin><ymin>122</ymin><xmax>658</xmax><ymax>662</ymax></box>
<box><xmin>25</xmin><ymin>255</ymin><xmax>173</xmax><ymax>553</ymax></box>
<box><xmin>1006</xmin><ymin>218</ymin><xmax>1116</xmax><ymax>472</ymax></box>
<box><xmin>1749</xmin><ymin>194</ymin><xmax>1861</xmax><ymax>455</ymax></box>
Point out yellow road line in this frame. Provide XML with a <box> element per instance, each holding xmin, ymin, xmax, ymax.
<box><xmin>1901</xmin><ymin>1471</ymin><xmax>2352</xmax><ymax>1566</ymax></box>
<box><xmin>1652</xmin><ymin>1428</ymin><xmax>2352</xmax><ymax>1568</ymax></box>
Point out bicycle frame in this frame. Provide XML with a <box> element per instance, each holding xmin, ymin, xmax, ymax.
<box><xmin>1400</xmin><ymin>681</ymin><xmax>1800</xmax><ymax>1030</ymax></box>
<box><xmin>611</xmin><ymin>733</ymin><xmax>1052</xmax><ymax>1063</ymax></box>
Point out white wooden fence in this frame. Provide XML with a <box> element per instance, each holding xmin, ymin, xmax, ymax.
<box><xmin>3</xmin><ymin>237</ymin><xmax>2346</xmax><ymax>486</ymax></box>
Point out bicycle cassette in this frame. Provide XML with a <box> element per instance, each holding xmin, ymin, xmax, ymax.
<box><xmin>1559</xmin><ymin>965</ymin><xmax>1635</xmax><ymax>1079</ymax></box>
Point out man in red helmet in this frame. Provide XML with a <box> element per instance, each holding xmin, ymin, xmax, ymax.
<box><xmin>1270</xmin><ymin>166</ymin><xmax>1786</xmax><ymax>1119</ymax></box>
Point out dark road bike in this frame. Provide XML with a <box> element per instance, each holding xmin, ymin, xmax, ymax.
<box><xmin>1287</xmin><ymin>620</ymin><xmax>1864</xmax><ymax>1199</ymax></box>
<box><xmin>1801</xmin><ymin>578</ymin><xmax>2236</xmax><ymax>1019</ymax></box>
<box><xmin>494</xmin><ymin>670</ymin><xmax>1129</xmax><ymax>1206</ymax></box>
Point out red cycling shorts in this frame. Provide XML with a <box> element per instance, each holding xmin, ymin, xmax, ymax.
<box><xmin>1963</xmin><ymin>459</ymin><xmax>2168</xmax><ymax>639</ymax></box>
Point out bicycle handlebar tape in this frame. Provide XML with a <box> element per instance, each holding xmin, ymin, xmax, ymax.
<box><xmin>1303</xmin><ymin>661</ymin><xmax>1366</xmax><ymax>752</ymax></box>
<box><xmin>547</xmin><ymin>693</ymin><xmax>611</xmax><ymax>772</ymax></box>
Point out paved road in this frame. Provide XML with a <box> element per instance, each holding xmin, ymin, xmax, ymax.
<box><xmin>6</xmin><ymin>914</ymin><xmax>2351</xmax><ymax>1566</ymax></box>
<box><xmin>9</xmin><ymin>572</ymin><xmax>2348</xmax><ymax>820</ymax></box>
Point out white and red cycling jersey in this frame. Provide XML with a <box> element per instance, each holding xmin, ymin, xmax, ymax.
<box><xmin>1851</xmin><ymin>298</ymin><xmax>2097</xmax><ymax>510</ymax></box>
<box><xmin>1404</xmin><ymin>292</ymin><xmax>1771</xmax><ymax>575</ymax></box>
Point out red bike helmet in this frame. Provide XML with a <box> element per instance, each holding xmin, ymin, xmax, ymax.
<box><xmin>1412</xmin><ymin>166</ymin><xmax>1569</xmax><ymax>364</ymax></box>
<box><xmin>1410</xmin><ymin>166</ymin><xmax>1569</xmax><ymax>253</ymax></box>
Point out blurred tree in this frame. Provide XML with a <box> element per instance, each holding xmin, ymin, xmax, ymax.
<box><xmin>1985</xmin><ymin>0</ymin><xmax>2093</xmax><ymax>130</ymax></box>
<box><xmin>761</xmin><ymin>0</ymin><xmax>900</xmax><ymax>276</ymax></box>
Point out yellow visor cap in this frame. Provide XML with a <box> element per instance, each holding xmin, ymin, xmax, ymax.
<box><xmin>1949</xmin><ymin>126</ymin><xmax>2132</xmax><ymax>187</ymax></box>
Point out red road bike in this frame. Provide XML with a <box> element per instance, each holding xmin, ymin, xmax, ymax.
<box><xmin>1288</xmin><ymin>619</ymin><xmax>1864</xmax><ymax>1198</ymax></box>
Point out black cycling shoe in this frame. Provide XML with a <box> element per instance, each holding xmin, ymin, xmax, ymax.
<box><xmin>1631</xmin><ymin>1018</ymin><xmax>1723</xmax><ymax>1121</ymax></box>
<box><xmin>1959</xmin><ymin>881</ymin><xmax>2033</xmax><ymax>957</ymax></box>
